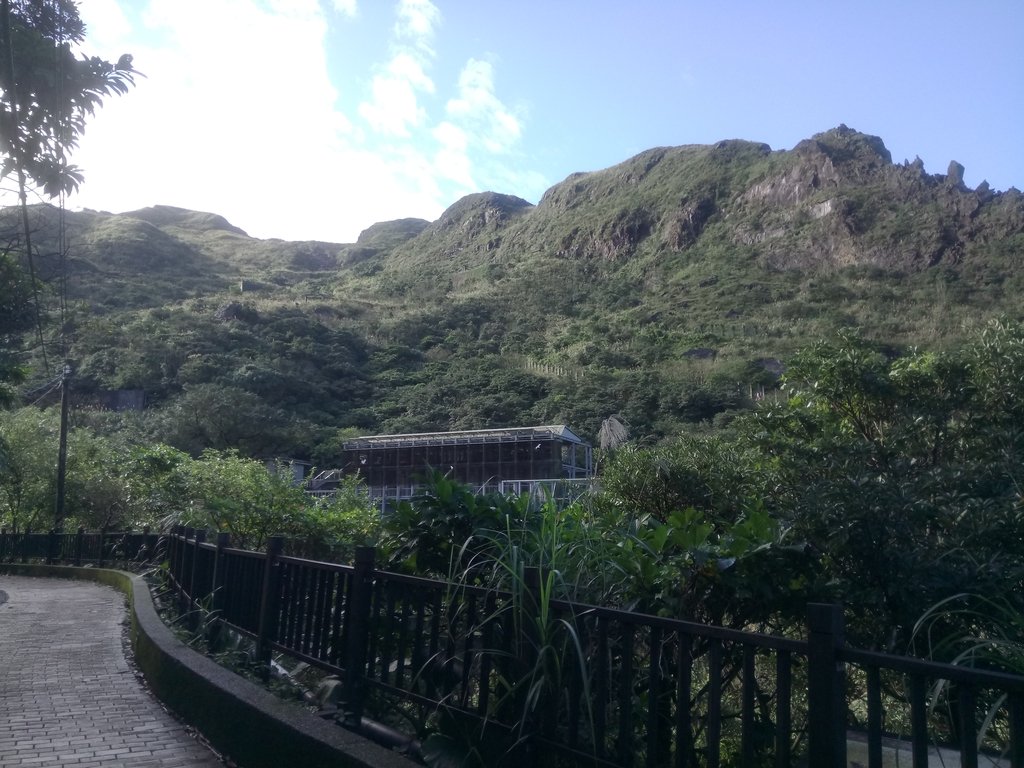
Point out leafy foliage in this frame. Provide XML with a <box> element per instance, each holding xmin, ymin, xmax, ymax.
<box><xmin>0</xmin><ymin>0</ymin><xmax>137</xmax><ymax>196</ymax></box>
<box><xmin>378</xmin><ymin>321</ymin><xmax>1024</xmax><ymax>650</ymax></box>
<box><xmin>745</xmin><ymin>321</ymin><xmax>1024</xmax><ymax>648</ymax></box>
<box><xmin>0</xmin><ymin>249</ymin><xmax>32</xmax><ymax>404</ymax></box>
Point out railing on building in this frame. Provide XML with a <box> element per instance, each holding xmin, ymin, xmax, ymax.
<box><xmin>307</xmin><ymin>476</ymin><xmax>594</xmax><ymax>511</ymax></box>
<box><xmin>149</xmin><ymin>528</ymin><xmax>1024</xmax><ymax>768</ymax></box>
<box><xmin>497</xmin><ymin>477</ymin><xmax>593</xmax><ymax>506</ymax></box>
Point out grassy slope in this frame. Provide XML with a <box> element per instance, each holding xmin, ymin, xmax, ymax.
<box><xmin>7</xmin><ymin>126</ymin><xmax>1023</xmax><ymax>456</ymax></box>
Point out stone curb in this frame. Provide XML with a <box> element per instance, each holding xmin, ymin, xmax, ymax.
<box><xmin>0</xmin><ymin>563</ymin><xmax>417</xmax><ymax>768</ymax></box>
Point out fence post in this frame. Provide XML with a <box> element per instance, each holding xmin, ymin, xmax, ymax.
<box><xmin>807</xmin><ymin>603</ymin><xmax>847</xmax><ymax>768</ymax></box>
<box><xmin>140</xmin><ymin>525</ymin><xmax>153</xmax><ymax>563</ymax></box>
<box><xmin>521</xmin><ymin>565</ymin><xmax>543</xmax><ymax>672</ymax></box>
<box><xmin>256</xmin><ymin>535</ymin><xmax>284</xmax><ymax>680</ymax></box>
<box><xmin>168</xmin><ymin>525</ymin><xmax>181</xmax><ymax>583</ymax></box>
<box><xmin>202</xmin><ymin>532</ymin><xmax>231</xmax><ymax>649</ymax></box>
<box><xmin>98</xmin><ymin>526</ymin><xmax>108</xmax><ymax>568</ymax></box>
<box><xmin>75</xmin><ymin>526</ymin><xmax>85</xmax><ymax>566</ymax></box>
<box><xmin>1</xmin><ymin>528</ymin><xmax>6</xmax><ymax>562</ymax></box>
<box><xmin>186</xmin><ymin>530</ymin><xmax>207</xmax><ymax>629</ymax></box>
<box><xmin>46</xmin><ymin>529</ymin><xmax>58</xmax><ymax>565</ymax></box>
<box><xmin>342</xmin><ymin>545</ymin><xmax>376</xmax><ymax>727</ymax></box>
<box><xmin>211</xmin><ymin>532</ymin><xmax>230</xmax><ymax>614</ymax></box>
<box><xmin>178</xmin><ymin>527</ymin><xmax>195</xmax><ymax>614</ymax></box>
<box><xmin>515</xmin><ymin>566</ymin><xmax>548</xmax><ymax>761</ymax></box>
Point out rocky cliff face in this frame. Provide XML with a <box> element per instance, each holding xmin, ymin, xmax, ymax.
<box><xmin>388</xmin><ymin>125</ymin><xmax>1022</xmax><ymax>279</ymax></box>
<box><xmin>8</xmin><ymin>125</ymin><xmax>1022</xmax><ymax>323</ymax></box>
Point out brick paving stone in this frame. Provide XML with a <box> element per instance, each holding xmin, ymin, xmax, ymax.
<box><xmin>0</xmin><ymin>575</ymin><xmax>226</xmax><ymax>767</ymax></box>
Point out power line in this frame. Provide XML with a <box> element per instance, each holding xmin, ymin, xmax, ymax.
<box><xmin>22</xmin><ymin>376</ymin><xmax>61</xmax><ymax>407</ymax></box>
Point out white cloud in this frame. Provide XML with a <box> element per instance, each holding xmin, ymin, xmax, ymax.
<box><xmin>331</xmin><ymin>0</ymin><xmax>357</xmax><ymax>16</ymax></box>
<box><xmin>395</xmin><ymin>0</ymin><xmax>440</xmax><ymax>47</ymax></box>
<box><xmin>356</xmin><ymin>0</ymin><xmax>439</xmax><ymax>140</ymax></box>
<box><xmin>446</xmin><ymin>59</ymin><xmax>522</xmax><ymax>155</ymax></box>
<box><xmin>69</xmin><ymin>0</ymin><xmax>379</xmax><ymax>240</ymax></box>
<box><xmin>357</xmin><ymin>52</ymin><xmax>434</xmax><ymax>136</ymax></box>
<box><xmin>77</xmin><ymin>0</ymin><xmax>133</xmax><ymax>50</ymax></box>
<box><xmin>61</xmin><ymin>0</ymin><xmax>538</xmax><ymax>242</ymax></box>
<box><xmin>432</xmin><ymin>122</ymin><xmax>475</xmax><ymax>189</ymax></box>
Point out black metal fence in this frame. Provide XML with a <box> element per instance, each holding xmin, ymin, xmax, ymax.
<box><xmin>0</xmin><ymin>527</ymin><xmax>161</xmax><ymax>567</ymax></box>
<box><xmin>12</xmin><ymin>525</ymin><xmax>1021</xmax><ymax>767</ymax></box>
<box><xmin>158</xmin><ymin>527</ymin><xmax>1024</xmax><ymax>768</ymax></box>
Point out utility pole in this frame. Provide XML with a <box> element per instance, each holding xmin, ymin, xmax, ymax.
<box><xmin>55</xmin><ymin>363</ymin><xmax>71</xmax><ymax>530</ymax></box>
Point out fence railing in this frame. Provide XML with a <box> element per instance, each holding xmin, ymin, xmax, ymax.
<box><xmin>0</xmin><ymin>527</ymin><xmax>162</xmax><ymax>567</ymax></box>
<box><xmin>23</xmin><ymin>525</ymin><xmax>1021</xmax><ymax>768</ymax></box>
<box><xmin>160</xmin><ymin>527</ymin><xmax>1024</xmax><ymax>768</ymax></box>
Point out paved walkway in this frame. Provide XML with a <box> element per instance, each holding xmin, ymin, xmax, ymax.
<box><xmin>0</xmin><ymin>575</ymin><xmax>226</xmax><ymax>767</ymax></box>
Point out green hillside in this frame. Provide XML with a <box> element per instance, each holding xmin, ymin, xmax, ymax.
<box><xmin>4</xmin><ymin>126</ymin><xmax>1022</xmax><ymax>461</ymax></box>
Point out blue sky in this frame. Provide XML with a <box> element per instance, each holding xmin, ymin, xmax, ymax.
<box><xmin>65</xmin><ymin>0</ymin><xmax>1024</xmax><ymax>243</ymax></box>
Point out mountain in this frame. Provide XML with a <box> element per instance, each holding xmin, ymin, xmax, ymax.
<box><xmin>4</xmin><ymin>126</ymin><xmax>1022</xmax><ymax>460</ymax></box>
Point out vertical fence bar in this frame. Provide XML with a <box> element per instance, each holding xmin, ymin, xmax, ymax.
<box><xmin>46</xmin><ymin>529</ymin><xmax>57</xmax><ymax>565</ymax></box>
<box><xmin>807</xmin><ymin>603</ymin><xmax>846</xmax><ymax>768</ymax></box>
<box><xmin>909</xmin><ymin>674</ymin><xmax>928</xmax><ymax>768</ymax></box>
<box><xmin>645</xmin><ymin>626</ymin><xmax>664</xmax><ymax>768</ymax></box>
<box><xmin>186</xmin><ymin>530</ymin><xmax>207</xmax><ymax>626</ymax></box>
<box><xmin>178</xmin><ymin>527</ymin><xmax>194</xmax><ymax>615</ymax></box>
<box><xmin>256</xmin><ymin>535</ymin><xmax>284</xmax><ymax>679</ymax></box>
<box><xmin>1010</xmin><ymin>692</ymin><xmax>1023</xmax><ymax>768</ymax></box>
<box><xmin>775</xmin><ymin>649</ymin><xmax>792</xmax><ymax>768</ymax></box>
<box><xmin>594</xmin><ymin>615</ymin><xmax>608</xmax><ymax>759</ymax></box>
<box><xmin>342</xmin><ymin>545</ymin><xmax>375</xmax><ymax>727</ymax></box>
<box><xmin>98</xmin><ymin>526</ymin><xmax>108</xmax><ymax>568</ymax></box>
<box><xmin>182</xmin><ymin>528</ymin><xmax>195</xmax><ymax>610</ymax></box>
<box><xmin>707</xmin><ymin>638</ymin><xmax>722</xmax><ymax>768</ymax></box>
<box><xmin>957</xmin><ymin>685</ymin><xmax>978</xmax><ymax>768</ymax></box>
<box><xmin>211</xmin><ymin>532</ymin><xmax>230</xmax><ymax>617</ymax></box>
<box><xmin>519</xmin><ymin>565</ymin><xmax>543</xmax><ymax>761</ymax></box>
<box><xmin>675</xmin><ymin>633</ymin><xmax>694</xmax><ymax>768</ymax></box>
<box><xmin>867</xmin><ymin>666</ymin><xmax>883</xmax><ymax>768</ymax></box>
<box><xmin>327</xmin><ymin>569</ymin><xmax>346</xmax><ymax>668</ymax></box>
<box><xmin>168</xmin><ymin>526</ymin><xmax>182</xmax><ymax>584</ymax></box>
<box><xmin>206</xmin><ymin>531</ymin><xmax>230</xmax><ymax>648</ymax></box>
<box><xmin>476</xmin><ymin>591</ymin><xmax>494</xmax><ymax>717</ymax></box>
<box><xmin>618</xmin><ymin>624</ymin><xmax>635</xmax><ymax>767</ymax></box>
<box><xmin>74</xmin><ymin>526</ymin><xmax>84</xmax><ymax>566</ymax></box>
<box><xmin>741</xmin><ymin>644</ymin><xmax>756</xmax><ymax>766</ymax></box>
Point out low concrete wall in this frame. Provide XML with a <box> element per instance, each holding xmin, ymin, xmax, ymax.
<box><xmin>0</xmin><ymin>563</ymin><xmax>416</xmax><ymax>768</ymax></box>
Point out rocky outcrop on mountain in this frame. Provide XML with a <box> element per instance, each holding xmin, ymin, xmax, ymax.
<box><xmin>357</xmin><ymin>218</ymin><xmax>429</xmax><ymax>248</ymax></box>
<box><xmin>381</xmin><ymin>193</ymin><xmax>534</xmax><ymax>274</ymax></box>
<box><xmin>124</xmin><ymin>205</ymin><xmax>248</xmax><ymax>236</ymax></box>
<box><xmin>9</xmin><ymin>125</ymin><xmax>1022</xmax><ymax>322</ymax></box>
<box><xmin>423</xmin><ymin>192</ymin><xmax>533</xmax><ymax>253</ymax></box>
<box><xmin>717</xmin><ymin>125</ymin><xmax>1024</xmax><ymax>271</ymax></box>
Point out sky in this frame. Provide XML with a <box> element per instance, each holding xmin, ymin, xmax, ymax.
<box><xmin>50</xmin><ymin>0</ymin><xmax>1024</xmax><ymax>243</ymax></box>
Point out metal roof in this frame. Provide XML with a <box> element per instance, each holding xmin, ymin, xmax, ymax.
<box><xmin>342</xmin><ymin>424</ymin><xmax>589</xmax><ymax>450</ymax></box>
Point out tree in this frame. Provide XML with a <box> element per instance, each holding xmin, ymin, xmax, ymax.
<box><xmin>1</xmin><ymin>0</ymin><xmax>136</xmax><ymax>196</ymax></box>
<box><xmin>0</xmin><ymin>0</ymin><xmax>136</xmax><ymax>370</ymax></box>
<box><xmin>0</xmin><ymin>405</ymin><xmax>59</xmax><ymax>531</ymax></box>
<box><xmin>746</xmin><ymin>324</ymin><xmax>1024</xmax><ymax>649</ymax></box>
<box><xmin>0</xmin><ymin>247</ymin><xmax>32</xmax><ymax>403</ymax></box>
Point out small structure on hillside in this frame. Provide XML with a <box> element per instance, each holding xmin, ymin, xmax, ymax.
<box><xmin>308</xmin><ymin>425</ymin><xmax>592</xmax><ymax>505</ymax></box>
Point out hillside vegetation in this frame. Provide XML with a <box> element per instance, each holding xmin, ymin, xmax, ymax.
<box><xmin>4</xmin><ymin>125</ymin><xmax>1022</xmax><ymax>461</ymax></box>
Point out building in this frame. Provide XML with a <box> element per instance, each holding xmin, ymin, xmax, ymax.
<box><xmin>308</xmin><ymin>425</ymin><xmax>593</xmax><ymax>504</ymax></box>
